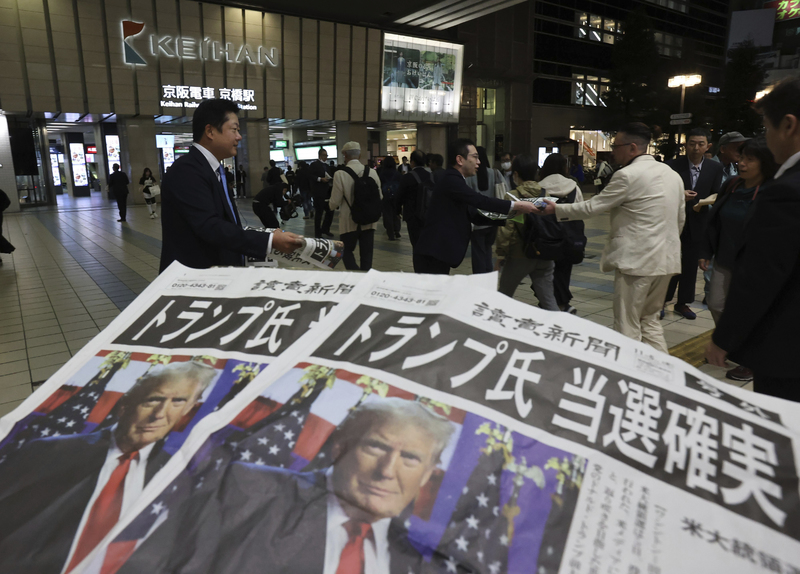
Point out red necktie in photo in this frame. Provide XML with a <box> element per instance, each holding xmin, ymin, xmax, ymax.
<box><xmin>66</xmin><ymin>451</ymin><xmax>139</xmax><ymax>573</ymax></box>
<box><xmin>336</xmin><ymin>519</ymin><xmax>374</xmax><ymax>574</ymax></box>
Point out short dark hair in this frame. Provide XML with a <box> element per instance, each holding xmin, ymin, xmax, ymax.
<box><xmin>318</xmin><ymin>148</ymin><xmax>327</xmax><ymax>157</ymax></box>
<box><xmin>687</xmin><ymin>127</ymin><xmax>711</xmax><ymax>142</ymax></box>
<box><xmin>738</xmin><ymin>135</ymin><xmax>779</xmax><ymax>181</ymax></box>
<box><xmin>269</xmin><ymin>160</ymin><xmax>276</xmax><ymax>167</ymax></box>
<box><xmin>755</xmin><ymin>77</ymin><xmax>800</xmax><ymax>129</ymax></box>
<box><xmin>500</xmin><ymin>151</ymin><xmax>512</xmax><ymax>160</ymax></box>
<box><xmin>616</xmin><ymin>122</ymin><xmax>651</xmax><ymax>148</ymax></box>
<box><xmin>447</xmin><ymin>138</ymin><xmax>475</xmax><ymax>167</ymax></box>
<box><xmin>539</xmin><ymin>153</ymin><xmax>568</xmax><ymax>179</ymax></box>
<box><xmin>410</xmin><ymin>149</ymin><xmax>426</xmax><ymax>167</ymax></box>
<box><xmin>511</xmin><ymin>154</ymin><xmax>538</xmax><ymax>182</ymax></box>
<box><xmin>430</xmin><ymin>154</ymin><xmax>444</xmax><ymax>168</ymax></box>
<box><xmin>192</xmin><ymin>99</ymin><xmax>240</xmax><ymax>143</ymax></box>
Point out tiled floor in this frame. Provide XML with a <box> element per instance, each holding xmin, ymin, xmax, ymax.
<box><xmin>0</xmin><ymin>190</ymin><xmax>749</xmax><ymax>417</ymax></box>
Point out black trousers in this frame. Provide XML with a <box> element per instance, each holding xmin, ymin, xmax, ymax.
<box><xmin>665</xmin><ymin>236</ymin><xmax>699</xmax><ymax>305</ymax></box>
<box><xmin>116</xmin><ymin>191</ymin><xmax>128</xmax><ymax>221</ymax></box>
<box><xmin>382</xmin><ymin>196</ymin><xmax>401</xmax><ymax>238</ymax></box>
<box><xmin>470</xmin><ymin>227</ymin><xmax>497</xmax><ymax>274</ymax></box>
<box><xmin>405</xmin><ymin>219</ymin><xmax>422</xmax><ymax>248</ymax></box>
<box><xmin>253</xmin><ymin>201</ymin><xmax>280</xmax><ymax>229</ymax></box>
<box><xmin>753</xmin><ymin>374</ymin><xmax>800</xmax><ymax>403</ymax></box>
<box><xmin>413</xmin><ymin>252</ymin><xmax>450</xmax><ymax>274</ymax></box>
<box><xmin>553</xmin><ymin>259</ymin><xmax>574</xmax><ymax>306</ymax></box>
<box><xmin>341</xmin><ymin>228</ymin><xmax>375</xmax><ymax>271</ymax></box>
<box><xmin>313</xmin><ymin>192</ymin><xmax>334</xmax><ymax>237</ymax></box>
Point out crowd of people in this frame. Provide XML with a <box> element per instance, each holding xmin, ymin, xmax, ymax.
<box><xmin>150</xmin><ymin>75</ymin><xmax>799</xmax><ymax>403</ymax></box>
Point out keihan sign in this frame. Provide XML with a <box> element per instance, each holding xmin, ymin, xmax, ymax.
<box><xmin>122</xmin><ymin>20</ymin><xmax>280</xmax><ymax>67</ymax></box>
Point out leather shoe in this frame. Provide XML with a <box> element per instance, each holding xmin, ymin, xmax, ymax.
<box><xmin>322</xmin><ymin>232</ymin><xmax>334</xmax><ymax>239</ymax></box>
<box><xmin>674</xmin><ymin>304</ymin><xmax>696</xmax><ymax>320</ymax></box>
<box><xmin>726</xmin><ymin>365</ymin><xmax>754</xmax><ymax>382</ymax></box>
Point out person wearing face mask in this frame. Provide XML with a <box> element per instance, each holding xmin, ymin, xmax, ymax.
<box><xmin>499</xmin><ymin>152</ymin><xmax>515</xmax><ymax>190</ymax></box>
<box><xmin>699</xmin><ymin>136</ymin><xmax>778</xmax><ymax>383</ymax></box>
<box><xmin>494</xmin><ymin>154</ymin><xmax>559</xmax><ymax>309</ymax></box>
<box><xmin>413</xmin><ymin>139</ymin><xmax>538</xmax><ymax>275</ymax></box>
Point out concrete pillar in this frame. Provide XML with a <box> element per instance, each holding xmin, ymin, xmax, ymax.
<box><xmin>335</xmin><ymin>122</ymin><xmax>369</xmax><ymax>165</ymax></box>
<box><xmin>416</xmin><ymin>124</ymin><xmax>447</xmax><ymax>159</ymax></box>
<box><xmin>118</xmin><ymin>117</ymin><xmax>160</xmax><ymax>205</ymax></box>
<box><xmin>245</xmin><ymin>120</ymin><xmax>271</xmax><ymax>196</ymax></box>
<box><xmin>378</xmin><ymin>129</ymin><xmax>388</xmax><ymax>156</ymax></box>
<box><xmin>93</xmin><ymin>124</ymin><xmax>108</xmax><ymax>187</ymax></box>
<box><xmin>0</xmin><ymin>115</ymin><xmax>19</xmax><ymax>213</ymax></box>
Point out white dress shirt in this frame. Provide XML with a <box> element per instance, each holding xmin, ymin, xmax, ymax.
<box><xmin>194</xmin><ymin>143</ymin><xmax>274</xmax><ymax>255</ymax></box>
<box><xmin>61</xmin><ymin>428</ymin><xmax>156</xmax><ymax>574</ymax></box>
<box><xmin>775</xmin><ymin>150</ymin><xmax>800</xmax><ymax>180</ymax></box>
<box><xmin>323</xmin><ymin>471</ymin><xmax>392</xmax><ymax>574</ymax></box>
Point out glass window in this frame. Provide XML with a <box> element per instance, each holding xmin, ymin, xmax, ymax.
<box><xmin>601</xmin><ymin>77</ymin><xmax>611</xmax><ymax>84</ymax></box>
<box><xmin>675</xmin><ymin>37</ymin><xmax>683</xmax><ymax>47</ymax></box>
<box><xmin>587</xmin><ymin>76</ymin><xmax>599</xmax><ymax>82</ymax></box>
<box><xmin>590</xmin><ymin>14</ymin><xmax>602</xmax><ymax>28</ymax></box>
<box><xmin>617</xmin><ymin>22</ymin><xmax>624</xmax><ymax>34</ymax></box>
<box><xmin>654</xmin><ymin>32</ymin><xmax>663</xmax><ymax>43</ymax></box>
<box><xmin>664</xmin><ymin>35</ymin><xmax>673</xmax><ymax>45</ymax></box>
<box><xmin>578</xmin><ymin>12</ymin><xmax>588</xmax><ymax>26</ymax></box>
<box><xmin>589</xmin><ymin>29</ymin><xmax>602</xmax><ymax>41</ymax></box>
<box><xmin>675</xmin><ymin>49</ymin><xmax>682</xmax><ymax>58</ymax></box>
<box><xmin>603</xmin><ymin>34</ymin><xmax>615</xmax><ymax>44</ymax></box>
<box><xmin>604</xmin><ymin>19</ymin><xmax>616</xmax><ymax>31</ymax></box>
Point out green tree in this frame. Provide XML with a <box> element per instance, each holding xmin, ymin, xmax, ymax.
<box><xmin>603</xmin><ymin>7</ymin><xmax>661</xmax><ymax>121</ymax></box>
<box><xmin>716</xmin><ymin>39</ymin><xmax>767</xmax><ymax>135</ymax></box>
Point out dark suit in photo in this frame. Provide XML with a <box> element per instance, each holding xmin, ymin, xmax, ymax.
<box><xmin>664</xmin><ymin>156</ymin><xmax>723</xmax><ymax>305</ymax></box>
<box><xmin>0</xmin><ymin>430</ymin><xmax>169</xmax><ymax>574</ymax></box>
<box><xmin>116</xmin><ymin>464</ymin><xmax>424</xmax><ymax>574</ymax></box>
<box><xmin>414</xmin><ymin>168</ymin><xmax>511</xmax><ymax>274</ymax></box>
<box><xmin>159</xmin><ymin>146</ymin><xmax>272</xmax><ymax>272</ymax></box>
<box><xmin>395</xmin><ymin>166</ymin><xmax>432</xmax><ymax>248</ymax></box>
<box><xmin>108</xmin><ymin>170</ymin><xmax>130</xmax><ymax>221</ymax></box>
<box><xmin>713</xmin><ymin>163</ymin><xmax>800</xmax><ymax>400</ymax></box>
<box><xmin>309</xmin><ymin>159</ymin><xmax>334</xmax><ymax>238</ymax></box>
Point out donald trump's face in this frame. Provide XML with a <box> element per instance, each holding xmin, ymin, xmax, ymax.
<box><xmin>332</xmin><ymin>417</ymin><xmax>436</xmax><ymax>522</ymax></box>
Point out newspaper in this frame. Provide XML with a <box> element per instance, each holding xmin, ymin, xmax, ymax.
<box><xmin>244</xmin><ymin>227</ymin><xmax>345</xmax><ymax>270</ymax></box>
<box><xmin>46</xmin><ymin>269</ymin><xmax>799</xmax><ymax>574</ymax></box>
<box><xmin>0</xmin><ymin>265</ymin><xmax>499</xmax><ymax>574</ymax></box>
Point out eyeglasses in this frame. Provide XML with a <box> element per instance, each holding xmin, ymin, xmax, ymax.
<box><xmin>611</xmin><ymin>142</ymin><xmax>632</xmax><ymax>148</ymax></box>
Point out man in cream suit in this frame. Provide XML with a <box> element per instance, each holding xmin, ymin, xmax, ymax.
<box><xmin>538</xmin><ymin>123</ymin><xmax>685</xmax><ymax>353</ymax></box>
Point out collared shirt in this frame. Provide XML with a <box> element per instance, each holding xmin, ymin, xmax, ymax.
<box><xmin>775</xmin><ymin>150</ymin><xmax>800</xmax><ymax>180</ymax></box>
<box><xmin>61</xmin><ymin>428</ymin><xmax>156</xmax><ymax>574</ymax></box>
<box><xmin>688</xmin><ymin>157</ymin><xmax>704</xmax><ymax>190</ymax></box>
<box><xmin>323</xmin><ymin>470</ymin><xmax>391</xmax><ymax>574</ymax></box>
<box><xmin>712</xmin><ymin>155</ymin><xmax>738</xmax><ymax>185</ymax></box>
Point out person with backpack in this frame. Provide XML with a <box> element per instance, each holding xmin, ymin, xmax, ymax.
<box><xmin>395</xmin><ymin>150</ymin><xmax>432</xmax><ymax>254</ymax></box>
<box><xmin>329</xmin><ymin>141</ymin><xmax>382</xmax><ymax>270</ymax></box>
<box><xmin>494</xmin><ymin>154</ymin><xmax>559</xmax><ymax>309</ymax></box>
<box><xmin>538</xmin><ymin>153</ymin><xmax>586</xmax><ymax>313</ymax></box>
<box><xmin>379</xmin><ymin>156</ymin><xmax>402</xmax><ymax>240</ymax></box>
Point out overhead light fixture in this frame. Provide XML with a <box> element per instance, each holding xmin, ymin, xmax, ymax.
<box><xmin>668</xmin><ymin>74</ymin><xmax>702</xmax><ymax>88</ymax></box>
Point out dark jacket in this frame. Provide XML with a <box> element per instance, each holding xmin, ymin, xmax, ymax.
<box><xmin>713</xmin><ymin>162</ymin><xmax>800</xmax><ymax>377</ymax></box>
<box><xmin>666</xmin><ymin>156</ymin><xmax>723</xmax><ymax>242</ymax></box>
<box><xmin>416</xmin><ymin>168</ymin><xmax>512</xmax><ymax>267</ymax></box>
<box><xmin>266</xmin><ymin>166</ymin><xmax>283</xmax><ymax>185</ymax></box>
<box><xmin>108</xmin><ymin>170</ymin><xmax>130</xmax><ymax>195</ymax></box>
<box><xmin>0</xmin><ymin>430</ymin><xmax>169</xmax><ymax>574</ymax></box>
<box><xmin>159</xmin><ymin>146</ymin><xmax>271</xmax><ymax>272</ymax></box>
<box><xmin>119</xmin><ymin>465</ymin><xmax>423</xmax><ymax>574</ymax></box>
<box><xmin>395</xmin><ymin>166</ymin><xmax>431</xmax><ymax>224</ymax></box>
<box><xmin>699</xmin><ymin>176</ymin><xmax>744</xmax><ymax>261</ymax></box>
<box><xmin>309</xmin><ymin>159</ymin><xmax>333</xmax><ymax>197</ymax></box>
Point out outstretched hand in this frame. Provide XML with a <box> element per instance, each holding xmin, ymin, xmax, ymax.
<box><xmin>272</xmin><ymin>230</ymin><xmax>304</xmax><ymax>254</ymax></box>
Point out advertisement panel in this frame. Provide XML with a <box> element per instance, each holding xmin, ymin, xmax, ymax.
<box><xmin>381</xmin><ymin>33</ymin><xmax>464</xmax><ymax>122</ymax></box>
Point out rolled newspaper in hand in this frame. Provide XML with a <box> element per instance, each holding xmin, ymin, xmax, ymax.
<box><xmin>245</xmin><ymin>228</ymin><xmax>344</xmax><ymax>269</ymax></box>
<box><xmin>477</xmin><ymin>191</ymin><xmax>556</xmax><ymax>220</ymax></box>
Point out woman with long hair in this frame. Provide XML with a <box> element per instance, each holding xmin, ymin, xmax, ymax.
<box><xmin>538</xmin><ymin>153</ymin><xmax>584</xmax><ymax>313</ymax></box>
<box><xmin>139</xmin><ymin>167</ymin><xmax>158</xmax><ymax>219</ymax></box>
<box><xmin>699</xmin><ymin>135</ymin><xmax>778</xmax><ymax>382</ymax></box>
<box><xmin>466</xmin><ymin>146</ymin><xmax>505</xmax><ymax>273</ymax></box>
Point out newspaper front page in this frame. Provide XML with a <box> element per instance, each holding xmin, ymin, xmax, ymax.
<box><xmin>58</xmin><ymin>269</ymin><xmax>800</xmax><ymax>574</ymax></box>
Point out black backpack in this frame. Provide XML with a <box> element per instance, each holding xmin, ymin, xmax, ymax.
<box><xmin>342</xmin><ymin>165</ymin><xmax>382</xmax><ymax>225</ymax></box>
<box><xmin>522</xmin><ymin>189</ymin><xmax>587</xmax><ymax>263</ymax></box>
<box><xmin>411</xmin><ymin>171</ymin><xmax>436</xmax><ymax>222</ymax></box>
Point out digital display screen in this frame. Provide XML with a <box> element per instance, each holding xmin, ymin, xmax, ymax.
<box><xmin>69</xmin><ymin>143</ymin><xmax>86</xmax><ymax>166</ymax></box>
<box><xmin>106</xmin><ymin>135</ymin><xmax>120</xmax><ymax>176</ymax></box>
<box><xmin>50</xmin><ymin>154</ymin><xmax>61</xmax><ymax>187</ymax></box>
<box><xmin>72</xmin><ymin>163</ymin><xmax>88</xmax><ymax>187</ymax></box>
<box><xmin>163</xmin><ymin>147</ymin><xmax>175</xmax><ymax>170</ymax></box>
<box><xmin>295</xmin><ymin>145</ymin><xmax>337</xmax><ymax>161</ymax></box>
<box><xmin>274</xmin><ymin>140</ymin><xmax>288</xmax><ymax>149</ymax></box>
<box><xmin>270</xmin><ymin>150</ymin><xmax>287</xmax><ymax>163</ymax></box>
<box><xmin>381</xmin><ymin>33</ymin><xmax>464</xmax><ymax>122</ymax></box>
<box><xmin>156</xmin><ymin>134</ymin><xmax>175</xmax><ymax>148</ymax></box>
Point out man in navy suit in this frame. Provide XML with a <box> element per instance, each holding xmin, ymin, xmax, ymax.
<box><xmin>159</xmin><ymin>99</ymin><xmax>302</xmax><ymax>272</ymax></box>
<box><xmin>663</xmin><ymin>128</ymin><xmax>723</xmax><ymax>319</ymax></box>
<box><xmin>707</xmin><ymin>77</ymin><xmax>800</xmax><ymax>402</ymax></box>
<box><xmin>414</xmin><ymin>138</ymin><xmax>538</xmax><ymax>274</ymax></box>
<box><xmin>0</xmin><ymin>361</ymin><xmax>215</xmax><ymax>574</ymax></box>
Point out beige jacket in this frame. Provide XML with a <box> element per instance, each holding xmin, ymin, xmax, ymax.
<box><xmin>329</xmin><ymin>160</ymin><xmax>383</xmax><ymax>235</ymax></box>
<box><xmin>555</xmin><ymin>154</ymin><xmax>685</xmax><ymax>276</ymax></box>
